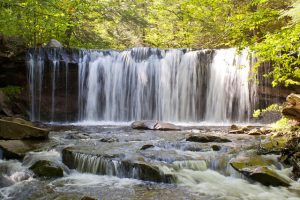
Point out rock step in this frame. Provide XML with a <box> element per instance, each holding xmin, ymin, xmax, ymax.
<box><xmin>62</xmin><ymin>147</ymin><xmax>174</xmax><ymax>183</ymax></box>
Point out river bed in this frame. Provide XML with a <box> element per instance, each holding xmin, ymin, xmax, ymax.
<box><xmin>0</xmin><ymin>124</ymin><xmax>300</xmax><ymax>200</ymax></box>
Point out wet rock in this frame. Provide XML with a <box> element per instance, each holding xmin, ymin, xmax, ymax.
<box><xmin>230</xmin><ymin>124</ymin><xmax>239</xmax><ymax>130</ymax></box>
<box><xmin>280</xmin><ymin>137</ymin><xmax>300</xmax><ymax>179</ymax></box>
<box><xmin>65</xmin><ymin>132</ymin><xmax>90</xmax><ymax>140</ymax></box>
<box><xmin>131</xmin><ymin>120</ymin><xmax>157</xmax><ymax>130</ymax></box>
<box><xmin>131</xmin><ymin>120</ymin><xmax>180</xmax><ymax>131</ymax></box>
<box><xmin>186</xmin><ymin>135</ymin><xmax>231</xmax><ymax>143</ymax></box>
<box><xmin>81</xmin><ymin>197</ymin><xmax>97</xmax><ymax>200</ymax></box>
<box><xmin>140</xmin><ymin>144</ymin><xmax>154</xmax><ymax>150</ymax></box>
<box><xmin>46</xmin><ymin>39</ymin><xmax>63</xmax><ymax>48</ymax></box>
<box><xmin>0</xmin><ymin>175</ymin><xmax>14</xmax><ymax>188</ymax></box>
<box><xmin>62</xmin><ymin>146</ymin><xmax>174</xmax><ymax>183</ymax></box>
<box><xmin>282</xmin><ymin>93</ymin><xmax>300</xmax><ymax>121</ymax></box>
<box><xmin>154</xmin><ymin>122</ymin><xmax>180</xmax><ymax>131</ymax></box>
<box><xmin>0</xmin><ymin>119</ymin><xmax>49</xmax><ymax>140</ymax></box>
<box><xmin>230</xmin><ymin>156</ymin><xmax>291</xmax><ymax>186</ymax></box>
<box><xmin>0</xmin><ymin>139</ymin><xmax>58</xmax><ymax>159</ymax></box>
<box><xmin>248</xmin><ymin>128</ymin><xmax>262</xmax><ymax>136</ymax></box>
<box><xmin>30</xmin><ymin>160</ymin><xmax>63</xmax><ymax>178</ymax></box>
<box><xmin>211</xmin><ymin>145</ymin><xmax>221</xmax><ymax>151</ymax></box>
<box><xmin>229</xmin><ymin>129</ymin><xmax>245</xmax><ymax>134</ymax></box>
<box><xmin>99</xmin><ymin>137</ymin><xmax>119</xmax><ymax>143</ymax></box>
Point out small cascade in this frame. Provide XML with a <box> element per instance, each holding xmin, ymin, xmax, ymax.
<box><xmin>27</xmin><ymin>47</ymin><xmax>257</xmax><ymax>123</ymax></box>
<box><xmin>63</xmin><ymin>151</ymin><xmax>173</xmax><ymax>183</ymax></box>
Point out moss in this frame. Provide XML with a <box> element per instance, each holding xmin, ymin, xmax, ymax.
<box><xmin>252</xmin><ymin>104</ymin><xmax>282</xmax><ymax>118</ymax></box>
<box><xmin>0</xmin><ymin>86</ymin><xmax>22</xmax><ymax>96</ymax></box>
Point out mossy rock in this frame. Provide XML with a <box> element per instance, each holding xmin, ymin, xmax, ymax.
<box><xmin>0</xmin><ymin>119</ymin><xmax>49</xmax><ymax>140</ymax></box>
<box><xmin>258</xmin><ymin>136</ymin><xmax>290</xmax><ymax>155</ymax></box>
<box><xmin>230</xmin><ymin>156</ymin><xmax>291</xmax><ymax>187</ymax></box>
<box><xmin>30</xmin><ymin>160</ymin><xmax>63</xmax><ymax>178</ymax></box>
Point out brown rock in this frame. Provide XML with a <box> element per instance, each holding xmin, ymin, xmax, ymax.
<box><xmin>282</xmin><ymin>93</ymin><xmax>300</xmax><ymax>121</ymax></box>
<box><xmin>0</xmin><ymin>119</ymin><xmax>49</xmax><ymax>140</ymax></box>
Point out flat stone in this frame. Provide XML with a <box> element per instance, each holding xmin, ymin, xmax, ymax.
<box><xmin>0</xmin><ymin>119</ymin><xmax>49</xmax><ymax>140</ymax></box>
<box><xmin>0</xmin><ymin>139</ymin><xmax>58</xmax><ymax>159</ymax></box>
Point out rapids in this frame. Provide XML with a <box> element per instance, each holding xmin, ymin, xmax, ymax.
<box><xmin>0</xmin><ymin>125</ymin><xmax>299</xmax><ymax>200</ymax></box>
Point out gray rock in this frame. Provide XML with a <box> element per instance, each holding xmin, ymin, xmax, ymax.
<box><xmin>131</xmin><ymin>120</ymin><xmax>180</xmax><ymax>131</ymax></box>
<box><xmin>100</xmin><ymin>137</ymin><xmax>119</xmax><ymax>143</ymax></box>
<box><xmin>30</xmin><ymin>160</ymin><xmax>63</xmax><ymax>178</ymax></box>
<box><xmin>46</xmin><ymin>39</ymin><xmax>63</xmax><ymax>48</ymax></box>
<box><xmin>0</xmin><ymin>119</ymin><xmax>49</xmax><ymax>140</ymax></box>
<box><xmin>0</xmin><ymin>139</ymin><xmax>58</xmax><ymax>159</ymax></box>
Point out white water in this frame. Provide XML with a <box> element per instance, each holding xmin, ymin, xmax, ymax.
<box><xmin>27</xmin><ymin>47</ymin><xmax>256</xmax><ymax>123</ymax></box>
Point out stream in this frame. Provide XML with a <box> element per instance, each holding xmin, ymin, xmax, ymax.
<box><xmin>0</xmin><ymin>123</ymin><xmax>300</xmax><ymax>200</ymax></box>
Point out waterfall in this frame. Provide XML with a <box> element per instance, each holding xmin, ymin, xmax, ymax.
<box><xmin>27</xmin><ymin>47</ymin><xmax>256</xmax><ymax>123</ymax></box>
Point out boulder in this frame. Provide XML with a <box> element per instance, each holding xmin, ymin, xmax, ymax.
<box><xmin>131</xmin><ymin>120</ymin><xmax>180</xmax><ymax>131</ymax></box>
<box><xmin>230</xmin><ymin>124</ymin><xmax>239</xmax><ymax>130</ymax></box>
<box><xmin>211</xmin><ymin>145</ymin><xmax>221</xmax><ymax>151</ymax></box>
<box><xmin>0</xmin><ymin>119</ymin><xmax>49</xmax><ymax>140</ymax></box>
<box><xmin>0</xmin><ymin>139</ymin><xmax>58</xmax><ymax>159</ymax></box>
<box><xmin>29</xmin><ymin>160</ymin><xmax>63</xmax><ymax>178</ymax></box>
<box><xmin>230</xmin><ymin>156</ymin><xmax>291</xmax><ymax>186</ymax></box>
<box><xmin>131</xmin><ymin>120</ymin><xmax>157</xmax><ymax>130</ymax></box>
<box><xmin>186</xmin><ymin>135</ymin><xmax>231</xmax><ymax>143</ymax></box>
<box><xmin>154</xmin><ymin>122</ymin><xmax>180</xmax><ymax>131</ymax></box>
<box><xmin>282</xmin><ymin>93</ymin><xmax>300</xmax><ymax>121</ymax></box>
<box><xmin>46</xmin><ymin>39</ymin><xmax>63</xmax><ymax>48</ymax></box>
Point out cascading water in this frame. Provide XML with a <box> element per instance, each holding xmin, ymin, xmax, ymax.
<box><xmin>27</xmin><ymin>47</ymin><xmax>256</xmax><ymax>123</ymax></box>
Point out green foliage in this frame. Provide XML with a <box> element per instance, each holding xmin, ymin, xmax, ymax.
<box><xmin>271</xmin><ymin>117</ymin><xmax>290</xmax><ymax>130</ymax></box>
<box><xmin>0</xmin><ymin>86</ymin><xmax>22</xmax><ymax>96</ymax></box>
<box><xmin>0</xmin><ymin>0</ymin><xmax>299</xmax><ymax>86</ymax></box>
<box><xmin>252</xmin><ymin>104</ymin><xmax>282</xmax><ymax>118</ymax></box>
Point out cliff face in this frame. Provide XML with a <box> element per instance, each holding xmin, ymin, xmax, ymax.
<box><xmin>257</xmin><ymin>62</ymin><xmax>300</xmax><ymax>108</ymax></box>
<box><xmin>1</xmin><ymin>42</ymin><xmax>299</xmax><ymax>122</ymax></box>
<box><xmin>0</xmin><ymin>37</ymin><xmax>29</xmax><ymax>118</ymax></box>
